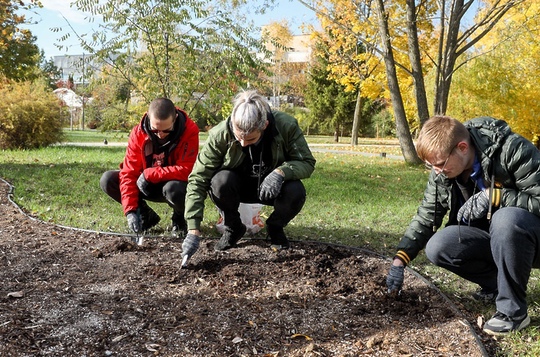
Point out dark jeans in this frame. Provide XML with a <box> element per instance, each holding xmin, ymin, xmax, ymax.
<box><xmin>209</xmin><ymin>169</ymin><xmax>306</xmax><ymax>229</ymax></box>
<box><xmin>100</xmin><ymin>170</ymin><xmax>187</xmax><ymax>218</ymax></box>
<box><xmin>425</xmin><ymin>207</ymin><xmax>540</xmax><ymax>317</ymax></box>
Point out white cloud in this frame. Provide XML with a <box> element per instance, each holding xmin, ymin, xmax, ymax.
<box><xmin>40</xmin><ymin>0</ymin><xmax>91</xmax><ymax>24</ymax></box>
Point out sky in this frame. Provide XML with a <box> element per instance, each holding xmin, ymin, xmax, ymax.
<box><xmin>22</xmin><ymin>0</ymin><xmax>318</xmax><ymax>59</ymax></box>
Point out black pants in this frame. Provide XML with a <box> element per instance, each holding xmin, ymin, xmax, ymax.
<box><xmin>100</xmin><ymin>170</ymin><xmax>187</xmax><ymax>217</ymax></box>
<box><xmin>209</xmin><ymin>169</ymin><xmax>306</xmax><ymax>229</ymax></box>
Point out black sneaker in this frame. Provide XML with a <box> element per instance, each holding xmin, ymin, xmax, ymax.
<box><xmin>267</xmin><ymin>224</ymin><xmax>290</xmax><ymax>250</ymax></box>
<box><xmin>171</xmin><ymin>213</ymin><xmax>187</xmax><ymax>238</ymax></box>
<box><xmin>483</xmin><ymin>311</ymin><xmax>530</xmax><ymax>336</ymax></box>
<box><xmin>214</xmin><ymin>224</ymin><xmax>246</xmax><ymax>251</ymax></box>
<box><xmin>140</xmin><ymin>207</ymin><xmax>161</xmax><ymax>231</ymax></box>
<box><xmin>472</xmin><ymin>288</ymin><xmax>497</xmax><ymax>304</ymax></box>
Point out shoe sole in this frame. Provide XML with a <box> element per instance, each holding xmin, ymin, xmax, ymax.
<box><xmin>270</xmin><ymin>244</ymin><xmax>290</xmax><ymax>251</ymax></box>
<box><xmin>483</xmin><ymin>315</ymin><xmax>531</xmax><ymax>336</ymax></box>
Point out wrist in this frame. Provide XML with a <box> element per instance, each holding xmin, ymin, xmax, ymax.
<box><xmin>394</xmin><ymin>250</ymin><xmax>410</xmax><ymax>265</ymax></box>
<box><xmin>274</xmin><ymin>168</ymin><xmax>285</xmax><ymax>177</ymax></box>
<box><xmin>188</xmin><ymin>229</ymin><xmax>201</xmax><ymax>236</ymax></box>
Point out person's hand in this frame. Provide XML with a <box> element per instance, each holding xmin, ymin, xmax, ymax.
<box><xmin>126</xmin><ymin>211</ymin><xmax>142</xmax><ymax>233</ymax></box>
<box><xmin>137</xmin><ymin>173</ymin><xmax>150</xmax><ymax>196</ymax></box>
<box><xmin>181</xmin><ymin>233</ymin><xmax>201</xmax><ymax>267</ymax></box>
<box><xmin>386</xmin><ymin>264</ymin><xmax>405</xmax><ymax>295</ymax></box>
<box><xmin>259</xmin><ymin>170</ymin><xmax>284</xmax><ymax>201</ymax></box>
<box><xmin>457</xmin><ymin>190</ymin><xmax>490</xmax><ymax>223</ymax></box>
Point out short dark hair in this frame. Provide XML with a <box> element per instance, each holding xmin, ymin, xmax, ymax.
<box><xmin>148</xmin><ymin>98</ymin><xmax>176</xmax><ymax>121</ymax></box>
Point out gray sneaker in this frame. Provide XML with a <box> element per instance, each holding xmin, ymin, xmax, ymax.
<box><xmin>483</xmin><ymin>311</ymin><xmax>530</xmax><ymax>336</ymax></box>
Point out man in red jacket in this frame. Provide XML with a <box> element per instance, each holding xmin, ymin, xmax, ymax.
<box><xmin>100</xmin><ymin>98</ymin><xmax>199</xmax><ymax>237</ymax></box>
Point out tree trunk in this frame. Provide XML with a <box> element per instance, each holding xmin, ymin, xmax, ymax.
<box><xmin>406</xmin><ymin>0</ymin><xmax>430</xmax><ymax>126</ymax></box>
<box><xmin>351</xmin><ymin>90</ymin><xmax>362</xmax><ymax>146</ymax></box>
<box><xmin>375</xmin><ymin>0</ymin><xmax>421</xmax><ymax>164</ymax></box>
<box><xmin>432</xmin><ymin>0</ymin><xmax>519</xmax><ymax>115</ymax></box>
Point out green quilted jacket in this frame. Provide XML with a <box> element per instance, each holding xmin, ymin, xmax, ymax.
<box><xmin>395</xmin><ymin>117</ymin><xmax>540</xmax><ymax>264</ymax></box>
<box><xmin>185</xmin><ymin>111</ymin><xmax>316</xmax><ymax>231</ymax></box>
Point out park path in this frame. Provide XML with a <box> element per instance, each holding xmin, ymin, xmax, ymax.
<box><xmin>61</xmin><ymin>141</ymin><xmax>404</xmax><ymax>160</ymax></box>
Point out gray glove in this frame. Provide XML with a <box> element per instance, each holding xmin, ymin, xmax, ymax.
<box><xmin>126</xmin><ymin>211</ymin><xmax>142</xmax><ymax>233</ymax></box>
<box><xmin>457</xmin><ymin>190</ymin><xmax>490</xmax><ymax>223</ymax></box>
<box><xmin>259</xmin><ymin>170</ymin><xmax>284</xmax><ymax>201</ymax></box>
<box><xmin>137</xmin><ymin>173</ymin><xmax>150</xmax><ymax>197</ymax></box>
<box><xmin>181</xmin><ymin>233</ymin><xmax>201</xmax><ymax>262</ymax></box>
<box><xmin>386</xmin><ymin>264</ymin><xmax>405</xmax><ymax>294</ymax></box>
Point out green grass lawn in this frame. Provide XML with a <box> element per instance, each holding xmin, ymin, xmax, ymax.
<box><xmin>1</xmin><ymin>130</ymin><xmax>540</xmax><ymax>355</ymax></box>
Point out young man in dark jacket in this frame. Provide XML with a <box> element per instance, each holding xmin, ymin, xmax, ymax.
<box><xmin>100</xmin><ymin>98</ymin><xmax>199</xmax><ymax>236</ymax></box>
<box><xmin>180</xmin><ymin>90</ymin><xmax>315</xmax><ymax>263</ymax></box>
<box><xmin>386</xmin><ymin>115</ymin><xmax>540</xmax><ymax>336</ymax></box>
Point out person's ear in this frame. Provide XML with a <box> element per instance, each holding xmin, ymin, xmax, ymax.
<box><xmin>264</xmin><ymin>120</ymin><xmax>269</xmax><ymax>130</ymax></box>
<box><xmin>456</xmin><ymin>141</ymin><xmax>468</xmax><ymax>153</ymax></box>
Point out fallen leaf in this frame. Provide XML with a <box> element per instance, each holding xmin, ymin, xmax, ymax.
<box><xmin>112</xmin><ymin>334</ymin><xmax>127</xmax><ymax>343</ymax></box>
<box><xmin>291</xmin><ymin>333</ymin><xmax>312</xmax><ymax>341</ymax></box>
<box><xmin>477</xmin><ymin>315</ymin><xmax>484</xmax><ymax>329</ymax></box>
<box><xmin>145</xmin><ymin>343</ymin><xmax>161</xmax><ymax>352</ymax></box>
<box><xmin>7</xmin><ymin>291</ymin><xmax>24</xmax><ymax>298</ymax></box>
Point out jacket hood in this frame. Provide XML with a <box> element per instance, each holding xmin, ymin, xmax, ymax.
<box><xmin>465</xmin><ymin>117</ymin><xmax>511</xmax><ymax>160</ymax></box>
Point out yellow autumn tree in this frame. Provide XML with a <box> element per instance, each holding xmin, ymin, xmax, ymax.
<box><xmin>310</xmin><ymin>0</ymin><xmax>437</xmax><ymax>146</ymax></box>
<box><xmin>446</xmin><ymin>1</ymin><xmax>540</xmax><ymax>140</ymax></box>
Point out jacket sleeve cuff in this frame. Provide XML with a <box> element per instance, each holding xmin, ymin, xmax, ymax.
<box><xmin>394</xmin><ymin>250</ymin><xmax>411</xmax><ymax>265</ymax></box>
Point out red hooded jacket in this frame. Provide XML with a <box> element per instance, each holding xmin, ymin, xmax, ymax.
<box><xmin>119</xmin><ymin>108</ymin><xmax>199</xmax><ymax>215</ymax></box>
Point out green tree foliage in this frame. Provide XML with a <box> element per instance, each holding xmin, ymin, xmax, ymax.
<box><xmin>0</xmin><ymin>79</ymin><xmax>64</xmax><ymax>149</ymax></box>
<box><xmin>0</xmin><ymin>0</ymin><xmax>41</xmax><ymax>81</ymax></box>
<box><xmin>66</xmin><ymin>0</ymin><xmax>268</xmax><ymax>126</ymax></box>
<box><xmin>305</xmin><ymin>39</ymin><xmax>356</xmax><ymax>140</ymax></box>
<box><xmin>39</xmin><ymin>55</ymin><xmax>62</xmax><ymax>89</ymax></box>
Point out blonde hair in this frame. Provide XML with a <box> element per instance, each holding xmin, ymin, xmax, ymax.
<box><xmin>416</xmin><ymin>115</ymin><xmax>470</xmax><ymax>161</ymax></box>
<box><xmin>230</xmin><ymin>90</ymin><xmax>271</xmax><ymax>134</ymax></box>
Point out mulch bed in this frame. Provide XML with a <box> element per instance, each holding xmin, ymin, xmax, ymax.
<box><xmin>0</xmin><ymin>179</ymin><xmax>495</xmax><ymax>356</ymax></box>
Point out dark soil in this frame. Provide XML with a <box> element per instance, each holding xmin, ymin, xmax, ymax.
<box><xmin>0</xmin><ymin>179</ymin><xmax>497</xmax><ymax>356</ymax></box>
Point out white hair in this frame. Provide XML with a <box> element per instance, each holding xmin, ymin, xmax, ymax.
<box><xmin>230</xmin><ymin>90</ymin><xmax>270</xmax><ymax>135</ymax></box>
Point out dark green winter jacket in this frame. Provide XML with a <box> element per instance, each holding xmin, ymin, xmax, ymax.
<box><xmin>185</xmin><ymin>111</ymin><xmax>316</xmax><ymax>231</ymax></box>
<box><xmin>395</xmin><ymin>117</ymin><xmax>540</xmax><ymax>264</ymax></box>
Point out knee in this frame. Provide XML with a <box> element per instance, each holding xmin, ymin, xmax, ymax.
<box><xmin>210</xmin><ymin>170</ymin><xmax>238</xmax><ymax>197</ymax></box>
<box><xmin>163</xmin><ymin>181</ymin><xmax>187</xmax><ymax>203</ymax></box>
<box><xmin>100</xmin><ymin>170</ymin><xmax>118</xmax><ymax>192</ymax></box>
<box><xmin>425</xmin><ymin>240</ymin><xmax>443</xmax><ymax>265</ymax></box>
<box><xmin>424</xmin><ymin>231</ymin><xmax>454</xmax><ymax>266</ymax></box>
<box><xmin>490</xmin><ymin>207</ymin><xmax>532</xmax><ymax>246</ymax></box>
<box><xmin>281</xmin><ymin>180</ymin><xmax>306</xmax><ymax>202</ymax></box>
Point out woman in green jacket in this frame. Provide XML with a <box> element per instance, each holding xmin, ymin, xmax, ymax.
<box><xmin>386</xmin><ymin>115</ymin><xmax>540</xmax><ymax>336</ymax></box>
<box><xmin>181</xmin><ymin>90</ymin><xmax>315</xmax><ymax>263</ymax></box>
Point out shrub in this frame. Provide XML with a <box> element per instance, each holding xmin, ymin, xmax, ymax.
<box><xmin>0</xmin><ymin>79</ymin><xmax>65</xmax><ymax>149</ymax></box>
